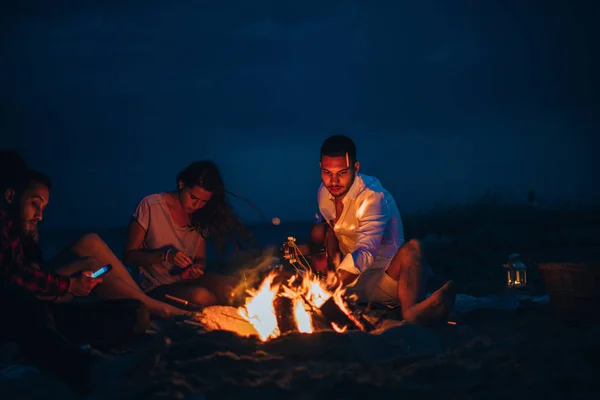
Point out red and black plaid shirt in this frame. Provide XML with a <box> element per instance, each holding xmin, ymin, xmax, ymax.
<box><xmin>0</xmin><ymin>210</ymin><xmax>70</xmax><ymax>296</ymax></box>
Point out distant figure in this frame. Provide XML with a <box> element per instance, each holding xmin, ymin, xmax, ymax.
<box><xmin>308</xmin><ymin>135</ymin><xmax>456</xmax><ymax>325</ymax></box>
<box><xmin>0</xmin><ymin>155</ymin><xmax>151</xmax><ymax>394</ymax></box>
<box><xmin>124</xmin><ymin>161</ymin><xmax>250</xmax><ymax>308</ymax></box>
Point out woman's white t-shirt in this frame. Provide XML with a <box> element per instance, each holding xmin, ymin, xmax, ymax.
<box><xmin>132</xmin><ymin>193</ymin><xmax>204</xmax><ymax>292</ymax></box>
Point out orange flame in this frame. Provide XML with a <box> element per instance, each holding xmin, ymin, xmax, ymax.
<box><xmin>237</xmin><ymin>269</ymin><xmax>354</xmax><ymax>341</ymax></box>
<box><xmin>237</xmin><ymin>273</ymin><xmax>280</xmax><ymax>341</ymax></box>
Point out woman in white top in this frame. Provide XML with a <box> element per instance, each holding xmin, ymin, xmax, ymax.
<box><xmin>124</xmin><ymin>161</ymin><xmax>249</xmax><ymax>308</ymax></box>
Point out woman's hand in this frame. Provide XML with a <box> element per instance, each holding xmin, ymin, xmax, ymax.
<box><xmin>181</xmin><ymin>264</ymin><xmax>205</xmax><ymax>280</ymax></box>
<box><xmin>167</xmin><ymin>249</ymin><xmax>193</xmax><ymax>268</ymax></box>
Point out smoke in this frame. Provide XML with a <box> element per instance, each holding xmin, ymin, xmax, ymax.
<box><xmin>228</xmin><ymin>245</ymin><xmax>281</xmax><ymax>305</ymax></box>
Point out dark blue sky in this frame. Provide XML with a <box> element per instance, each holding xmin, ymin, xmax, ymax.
<box><xmin>1</xmin><ymin>1</ymin><xmax>598</xmax><ymax>229</ymax></box>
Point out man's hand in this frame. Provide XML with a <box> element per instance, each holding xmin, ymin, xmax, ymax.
<box><xmin>326</xmin><ymin>269</ymin><xmax>359</xmax><ymax>291</ymax></box>
<box><xmin>181</xmin><ymin>264</ymin><xmax>205</xmax><ymax>280</ymax></box>
<box><xmin>69</xmin><ymin>271</ymin><xmax>102</xmax><ymax>297</ymax></box>
<box><xmin>337</xmin><ymin>269</ymin><xmax>359</xmax><ymax>288</ymax></box>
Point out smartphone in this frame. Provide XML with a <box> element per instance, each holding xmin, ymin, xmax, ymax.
<box><xmin>91</xmin><ymin>264</ymin><xmax>112</xmax><ymax>278</ymax></box>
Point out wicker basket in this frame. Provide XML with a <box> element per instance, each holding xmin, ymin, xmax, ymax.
<box><xmin>538</xmin><ymin>263</ymin><xmax>600</xmax><ymax>323</ymax></box>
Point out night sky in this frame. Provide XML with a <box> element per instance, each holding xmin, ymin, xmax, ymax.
<box><xmin>1</xmin><ymin>1</ymin><xmax>598</xmax><ymax>230</ymax></box>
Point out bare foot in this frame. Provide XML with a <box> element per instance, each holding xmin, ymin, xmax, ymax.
<box><xmin>403</xmin><ymin>280</ymin><xmax>457</xmax><ymax>326</ymax></box>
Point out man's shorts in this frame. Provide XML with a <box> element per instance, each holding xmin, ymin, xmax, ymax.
<box><xmin>344</xmin><ymin>268</ymin><xmax>400</xmax><ymax>307</ymax></box>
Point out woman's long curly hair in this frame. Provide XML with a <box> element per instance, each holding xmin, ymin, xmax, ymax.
<box><xmin>177</xmin><ymin>161</ymin><xmax>256</xmax><ymax>253</ymax></box>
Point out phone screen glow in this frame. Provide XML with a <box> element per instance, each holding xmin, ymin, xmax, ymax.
<box><xmin>91</xmin><ymin>266</ymin><xmax>109</xmax><ymax>278</ymax></box>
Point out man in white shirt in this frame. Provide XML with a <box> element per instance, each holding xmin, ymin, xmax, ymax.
<box><xmin>311</xmin><ymin>135</ymin><xmax>455</xmax><ymax>325</ymax></box>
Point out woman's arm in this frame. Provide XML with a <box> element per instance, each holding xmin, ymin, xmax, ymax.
<box><xmin>123</xmin><ymin>218</ymin><xmax>167</xmax><ymax>267</ymax></box>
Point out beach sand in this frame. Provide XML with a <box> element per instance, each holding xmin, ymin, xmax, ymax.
<box><xmin>119</xmin><ymin>297</ymin><xmax>599</xmax><ymax>400</ymax></box>
<box><xmin>2</xmin><ymin>297</ymin><xmax>598</xmax><ymax>400</ymax></box>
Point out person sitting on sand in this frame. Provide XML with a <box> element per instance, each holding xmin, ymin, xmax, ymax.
<box><xmin>309</xmin><ymin>135</ymin><xmax>456</xmax><ymax>325</ymax></box>
<box><xmin>0</xmin><ymin>153</ymin><xmax>154</xmax><ymax>394</ymax></box>
<box><xmin>124</xmin><ymin>161</ymin><xmax>250</xmax><ymax>308</ymax></box>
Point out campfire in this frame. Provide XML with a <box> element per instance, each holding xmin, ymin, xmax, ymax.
<box><xmin>192</xmin><ymin>238</ymin><xmax>371</xmax><ymax>341</ymax></box>
<box><xmin>237</xmin><ymin>268</ymin><xmax>365</xmax><ymax>341</ymax></box>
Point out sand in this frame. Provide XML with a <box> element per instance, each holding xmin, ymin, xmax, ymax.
<box><xmin>1</xmin><ymin>293</ymin><xmax>598</xmax><ymax>400</ymax></box>
<box><xmin>117</xmin><ymin>293</ymin><xmax>598</xmax><ymax>400</ymax></box>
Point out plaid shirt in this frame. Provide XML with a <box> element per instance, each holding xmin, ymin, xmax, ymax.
<box><xmin>0</xmin><ymin>210</ymin><xmax>70</xmax><ymax>296</ymax></box>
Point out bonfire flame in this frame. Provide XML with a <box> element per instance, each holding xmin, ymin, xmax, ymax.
<box><xmin>237</xmin><ymin>273</ymin><xmax>281</xmax><ymax>341</ymax></box>
<box><xmin>237</xmin><ymin>269</ymin><xmax>353</xmax><ymax>341</ymax></box>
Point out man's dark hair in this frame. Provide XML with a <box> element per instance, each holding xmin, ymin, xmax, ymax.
<box><xmin>320</xmin><ymin>135</ymin><xmax>357</xmax><ymax>163</ymax></box>
<box><xmin>23</xmin><ymin>169</ymin><xmax>52</xmax><ymax>191</ymax></box>
<box><xmin>1</xmin><ymin>169</ymin><xmax>53</xmax><ymax>195</ymax></box>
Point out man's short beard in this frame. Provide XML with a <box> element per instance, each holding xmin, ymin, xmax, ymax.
<box><xmin>19</xmin><ymin>214</ymin><xmax>39</xmax><ymax>242</ymax></box>
<box><xmin>23</xmin><ymin>225</ymin><xmax>37</xmax><ymax>239</ymax></box>
<box><xmin>330</xmin><ymin>170</ymin><xmax>357</xmax><ymax>198</ymax></box>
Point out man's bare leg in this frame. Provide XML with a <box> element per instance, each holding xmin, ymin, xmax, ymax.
<box><xmin>55</xmin><ymin>233</ymin><xmax>188</xmax><ymax>318</ymax></box>
<box><xmin>385</xmin><ymin>239</ymin><xmax>456</xmax><ymax>325</ymax></box>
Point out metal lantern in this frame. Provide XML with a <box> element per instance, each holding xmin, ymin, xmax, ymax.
<box><xmin>503</xmin><ymin>253</ymin><xmax>527</xmax><ymax>288</ymax></box>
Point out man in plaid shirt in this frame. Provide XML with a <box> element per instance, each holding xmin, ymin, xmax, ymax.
<box><xmin>0</xmin><ymin>166</ymin><xmax>105</xmax><ymax>298</ymax></box>
<box><xmin>0</xmin><ymin>151</ymin><xmax>151</xmax><ymax>395</ymax></box>
<box><xmin>0</xmin><ymin>209</ymin><xmax>72</xmax><ymax>294</ymax></box>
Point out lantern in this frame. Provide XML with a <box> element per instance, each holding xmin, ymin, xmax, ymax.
<box><xmin>503</xmin><ymin>253</ymin><xmax>527</xmax><ymax>288</ymax></box>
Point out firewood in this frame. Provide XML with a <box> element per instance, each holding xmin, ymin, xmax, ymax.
<box><xmin>193</xmin><ymin>306</ymin><xmax>258</xmax><ymax>337</ymax></box>
<box><xmin>318</xmin><ymin>297</ymin><xmax>364</xmax><ymax>331</ymax></box>
<box><xmin>274</xmin><ymin>296</ymin><xmax>297</xmax><ymax>335</ymax></box>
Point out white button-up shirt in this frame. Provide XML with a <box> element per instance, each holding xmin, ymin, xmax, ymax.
<box><xmin>316</xmin><ymin>174</ymin><xmax>404</xmax><ymax>277</ymax></box>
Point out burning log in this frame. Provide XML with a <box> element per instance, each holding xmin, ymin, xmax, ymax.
<box><xmin>318</xmin><ymin>297</ymin><xmax>368</xmax><ymax>332</ymax></box>
<box><xmin>273</xmin><ymin>270</ymin><xmax>374</xmax><ymax>334</ymax></box>
<box><xmin>273</xmin><ymin>295</ymin><xmax>297</xmax><ymax>335</ymax></box>
<box><xmin>195</xmin><ymin>268</ymin><xmax>379</xmax><ymax>341</ymax></box>
<box><xmin>298</xmin><ymin>296</ymin><xmax>332</xmax><ymax>332</ymax></box>
<box><xmin>273</xmin><ymin>287</ymin><xmax>361</xmax><ymax>335</ymax></box>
